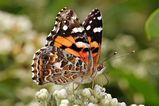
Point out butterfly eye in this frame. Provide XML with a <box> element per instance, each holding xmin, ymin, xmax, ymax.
<box><xmin>97</xmin><ymin>64</ymin><xmax>104</xmax><ymax>71</ymax></box>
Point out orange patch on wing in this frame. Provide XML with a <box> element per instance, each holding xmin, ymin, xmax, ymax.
<box><xmin>65</xmin><ymin>36</ymin><xmax>75</xmax><ymax>43</ymax></box>
<box><xmin>79</xmin><ymin>51</ymin><xmax>89</xmax><ymax>62</ymax></box>
<box><xmin>90</xmin><ymin>41</ymin><xmax>99</xmax><ymax>48</ymax></box>
<box><xmin>55</xmin><ymin>36</ymin><xmax>73</xmax><ymax>47</ymax></box>
<box><xmin>54</xmin><ymin>42</ymin><xmax>62</xmax><ymax>48</ymax></box>
<box><xmin>65</xmin><ymin>48</ymin><xmax>80</xmax><ymax>57</ymax></box>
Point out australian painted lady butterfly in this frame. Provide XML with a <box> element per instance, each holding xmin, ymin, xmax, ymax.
<box><xmin>31</xmin><ymin>7</ymin><xmax>105</xmax><ymax>85</ymax></box>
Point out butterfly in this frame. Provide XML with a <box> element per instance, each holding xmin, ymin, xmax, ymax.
<box><xmin>31</xmin><ymin>7</ymin><xmax>105</xmax><ymax>85</ymax></box>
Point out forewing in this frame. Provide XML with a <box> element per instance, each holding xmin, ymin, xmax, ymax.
<box><xmin>45</xmin><ymin>7</ymin><xmax>91</xmax><ymax>63</ymax></box>
<box><xmin>83</xmin><ymin>9</ymin><xmax>103</xmax><ymax>65</ymax></box>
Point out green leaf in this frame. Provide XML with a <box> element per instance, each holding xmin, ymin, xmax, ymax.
<box><xmin>0</xmin><ymin>78</ymin><xmax>20</xmax><ymax>100</ymax></box>
<box><xmin>109</xmin><ymin>67</ymin><xmax>159</xmax><ymax>105</ymax></box>
<box><xmin>145</xmin><ymin>9</ymin><xmax>159</xmax><ymax>40</ymax></box>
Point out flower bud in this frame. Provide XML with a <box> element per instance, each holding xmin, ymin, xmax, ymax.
<box><xmin>81</xmin><ymin>88</ymin><xmax>91</xmax><ymax>97</ymax></box>
<box><xmin>35</xmin><ymin>88</ymin><xmax>49</xmax><ymax>101</ymax></box>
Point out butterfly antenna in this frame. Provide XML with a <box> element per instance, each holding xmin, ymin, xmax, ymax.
<box><xmin>112</xmin><ymin>50</ymin><xmax>135</xmax><ymax>61</ymax></box>
<box><xmin>101</xmin><ymin>50</ymin><xmax>136</xmax><ymax>65</ymax></box>
<box><xmin>99</xmin><ymin>50</ymin><xmax>135</xmax><ymax>86</ymax></box>
<box><xmin>101</xmin><ymin>51</ymin><xmax>118</xmax><ymax>64</ymax></box>
<box><xmin>103</xmin><ymin>73</ymin><xmax>109</xmax><ymax>87</ymax></box>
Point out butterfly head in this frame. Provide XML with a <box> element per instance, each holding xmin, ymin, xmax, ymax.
<box><xmin>95</xmin><ymin>64</ymin><xmax>105</xmax><ymax>76</ymax></box>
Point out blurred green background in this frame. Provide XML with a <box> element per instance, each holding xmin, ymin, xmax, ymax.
<box><xmin>0</xmin><ymin>0</ymin><xmax>159</xmax><ymax>106</ymax></box>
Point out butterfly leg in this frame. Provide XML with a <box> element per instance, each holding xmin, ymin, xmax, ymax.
<box><xmin>91</xmin><ymin>80</ymin><xmax>95</xmax><ymax>89</ymax></box>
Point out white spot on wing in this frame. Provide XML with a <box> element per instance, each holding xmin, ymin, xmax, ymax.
<box><xmin>63</xmin><ymin>21</ymin><xmax>66</xmax><ymax>23</ymax></box>
<box><xmin>97</xmin><ymin>16</ymin><xmax>102</xmax><ymax>20</ymax></box>
<box><xmin>33</xmin><ymin>54</ymin><xmax>36</xmax><ymax>59</ymax></box>
<box><xmin>36</xmin><ymin>50</ymin><xmax>40</xmax><ymax>53</ymax></box>
<box><xmin>33</xmin><ymin>79</ymin><xmax>39</xmax><ymax>84</ymax></box>
<box><xmin>63</xmin><ymin>25</ymin><xmax>68</xmax><ymax>31</ymax></box>
<box><xmin>45</xmin><ymin>41</ymin><xmax>49</xmax><ymax>45</ymax></box>
<box><xmin>89</xmin><ymin>20</ymin><xmax>92</xmax><ymax>24</ymax></box>
<box><xmin>32</xmin><ymin>73</ymin><xmax>35</xmax><ymax>78</ymax></box>
<box><xmin>82</xmin><ymin>21</ymin><xmax>85</xmax><ymax>25</ymax></box>
<box><xmin>31</xmin><ymin>67</ymin><xmax>34</xmax><ymax>71</ymax></box>
<box><xmin>86</xmin><ymin>25</ymin><xmax>91</xmax><ymax>30</ymax></box>
<box><xmin>72</xmin><ymin>27</ymin><xmax>84</xmax><ymax>33</ymax></box>
<box><xmin>72</xmin><ymin>28</ymin><xmax>78</xmax><ymax>33</ymax></box>
<box><xmin>58</xmin><ymin>12</ymin><xmax>61</xmax><ymax>15</ymax></box>
<box><xmin>93</xmin><ymin>27</ymin><xmax>102</xmax><ymax>33</ymax></box>
<box><xmin>41</xmin><ymin>47</ymin><xmax>47</xmax><ymax>49</ymax></box>
<box><xmin>76</xmin><ymin>42</ymin><xmax>90</xmax><ymax>48</ymax></box>
<box><xmin>53</xmin><ymin>27</ymin><xmax>56</xmax><ymax>31</ymax></box>
<box><xmin>48</xmin><ymin>33</ymin><xmax>52</xmax><ymax>36</ymax></box>
<box><xmin>72</xmin><ymin>16</ymin><xmax>77</xmax><ymax>20</ymax></box>
<box><xmin>55</xmin><ymin>21</ymin><xmax>58</xmax><ymax>25</ymax></box>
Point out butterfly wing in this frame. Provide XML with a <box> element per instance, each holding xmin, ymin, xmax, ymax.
<box><xmin>46</xmin><ymin>7</ymin><xmax>91</xmax><ymax>63</ymax></box>
<box><xmin>32</xmin><ymin>46</ymin><xmax>87</xmax><ymax>85</ymax></box>
<box><xmin>83</xmin><ymin>9</ymin><xmax>103</xmax><ymax>66</ymax></box>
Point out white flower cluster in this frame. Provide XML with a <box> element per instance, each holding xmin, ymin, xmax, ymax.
<box><xmin>35</xmin><ymin>89</ymin><xmax>50</xmax><ymax>106</ymax></box>
<box><xmin>35</xmin><ymin>84</ymin><xmax>145</xmax><ymax>106</ymax></box>
<box><xmin>0</xmin><ymin>10</ymin><xmax>46</xmax><ymax>57</ymax></box>
<box><xmin>0</xmin><ymin>11</ymin><xmax>32</xmax><ymax>32</ymax></box>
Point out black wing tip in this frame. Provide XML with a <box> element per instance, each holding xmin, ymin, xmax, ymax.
<box><xmin>56</xmin><ymin>7</ymin><xmax>69</xmax><ymax>17</ymax></box>
<box><xmin>86</xmin><ymin>8</ymin><xmax>101</xmax><ymax>18</ymax></box>
<box><xmin>94</xmin><ymin>8</ymin><xmax>100</xmax><ymax>11</ymax></box>
<box><xmin>61</xmin><ymin>7</ymin><xmax>68</xmax><ymax>11</ymax></box>
<box><xmin>92</xmin><ymin>8</ymin><xmax>101</xmax><ymax>13</ymax></box>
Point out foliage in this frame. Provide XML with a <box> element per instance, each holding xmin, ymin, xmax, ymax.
<box><xmin>145</xmin><ymin>8</ymin><xmax>159</xmax><ymax>39</ymax></box>
<box><xmin>35</xmin><ymin>84</ymin><xmax>142</xmax><ymax>106</ymax></box>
